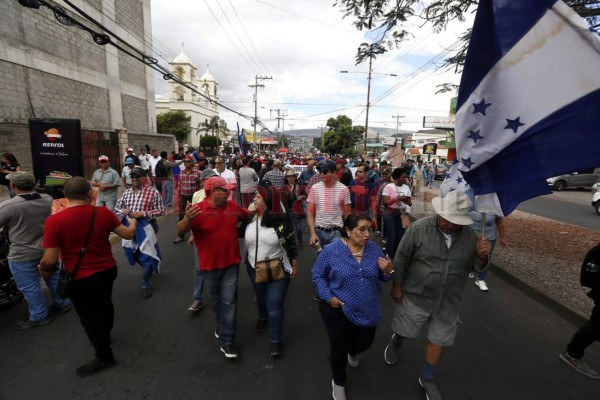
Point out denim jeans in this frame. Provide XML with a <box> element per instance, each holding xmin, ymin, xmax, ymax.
<box><xmin>287</xmin><ymin>209</ymin><xmax>303</xmax><ymax>243</ymax></box>
<box><xmin>163</xmin><ymin>180</ymin><xmax>174</xmax><ymax>207</ymax></box>
<box><xmin>426</xmin><ymin>174</ymin><xmax>434</xmax><ymax>188</ymax></box>
<box><xmin>203</xmin><ymin>264</ymin><xmax>239</xmax><ymax>346</ymax></box>
<box><xmin>193</xmin><ymin>246</ymin><xmax>204</xmax><ymax>302</ymax></box>
<box><xmin>245</xmin><ymin>260</ymin><xmax>290</xmax><ymax>343</ymax></box>
<box><xmin>140</xmin><ymin>221</ymin><xmax>159</xmax><ymax>289</ymax></box>
<box><xmin>9</xmin><ymin>259</ymin><xmax>70</xmax><ymax>321</ymax></box>
<box><xmin>316</xmin><ymin>228</ymin><xmax>341</xmax><ymax>248</ymax></box>
<box><xmin>382</xmin><ymin>213</ymin><xmax>405</xmax><ymax>259</ymax></box>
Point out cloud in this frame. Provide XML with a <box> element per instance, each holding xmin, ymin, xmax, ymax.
<box><xmin>150</xmin><ymin>0</ymin><xmax>473</xmax><ymax>132</ymax></box>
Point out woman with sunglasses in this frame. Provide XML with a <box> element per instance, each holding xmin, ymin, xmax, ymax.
<box><xmin>312</xmin><ymin>212</ymin><xmax>394</xmax><ymax>400</ymax></box>
<box><xmin>244</xmin><ymin>185</ymin><xmax>298</xmax><ymax>357</ymax></box>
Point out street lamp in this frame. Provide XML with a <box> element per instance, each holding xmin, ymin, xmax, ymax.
<box><xmin>341</xmin><ymin>56</ymin><xmax>397</xmax><ymax>157</ymax></box>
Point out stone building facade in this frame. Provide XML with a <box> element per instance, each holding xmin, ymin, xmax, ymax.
<box><xmin>0</xmin><ymin>0</ymin><xmax>174</xmax><ymax>181</ymax></box>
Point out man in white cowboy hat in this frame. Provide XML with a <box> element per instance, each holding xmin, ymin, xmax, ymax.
<box><xmin>383</xmin><ymin>190</ymin><xmax>491</xmax><ymax>400</ymax></box>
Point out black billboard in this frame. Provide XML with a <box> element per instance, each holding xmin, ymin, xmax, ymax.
<box><xmin>29</xmin><ymin>118</ymin><xmax>83</xmax><ymax>183</ymax></box>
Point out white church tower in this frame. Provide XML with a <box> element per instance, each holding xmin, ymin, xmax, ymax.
<box><xmin>155</xmin><ymin>48</ymin><xmax>220</xmax><ymax>148</ymax></box>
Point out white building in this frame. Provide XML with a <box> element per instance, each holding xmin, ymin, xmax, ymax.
<box><xmin>155</xmin><ymin>49</ymin><xmax>219</xmax><ymax>148</ymax></box>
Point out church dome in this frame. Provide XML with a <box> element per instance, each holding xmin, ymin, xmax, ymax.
<box><xmin>173</xmin><ymin>50</ymin><xmax>193</xmax><ymax>65</ymax></box>
<box><xmin>200</xmin><ymin>69</ymin><xmax>216</xmax><ymax>82</ymax></box>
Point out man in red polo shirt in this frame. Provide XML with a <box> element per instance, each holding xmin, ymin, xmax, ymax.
<box><xmin>176</xmin><ymin>177</ymin><xmax>250</xmax><ymax>359</ymax></box>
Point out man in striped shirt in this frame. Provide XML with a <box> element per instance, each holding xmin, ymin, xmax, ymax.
<box><xmin>307</xmin><ymin>160</ymin><xmax>351</xmax><ymax>249</ymax></box>
<box><xmin>114</xmin><ymin>167</ymin><xmax>165</xmax><ymax>299</ymax></box>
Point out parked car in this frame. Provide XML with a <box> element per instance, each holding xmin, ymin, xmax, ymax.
<box><xmin>546</xmin><ymin>169</ymin><xmax>599</xmax><ymax>191</ymax></box>
<box><xmin>434</xmin><ymin>164</ymin><xmax>449</xmax><ymax>180</ymax></box>
<box><xmin>592</xmin><ymin>182</ymin><xmax>600</xmax><ymax>215</ymax></box>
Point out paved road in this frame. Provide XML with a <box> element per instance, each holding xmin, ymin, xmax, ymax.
<box><xmin>1</xmin><ymin>215</ymin><xmax>599</xmax><ymax>399</ymax></box>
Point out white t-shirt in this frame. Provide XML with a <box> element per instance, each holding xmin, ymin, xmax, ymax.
<box><xmin>307</xmin><ymin>181</ymin><xmax>351</xmax><ymax>228</ymax></box>
<box><xmin>383</xmin><ymin>183</ymin><xmax>412</xmax><ymax>211</ymax></box>
<box><xmin>244</xmin><ymin>218</ymin><xmax>284</xmax><ymax>269</ymax></box>
<box><xmin>214</xmin><ymin>168</ymin><xmax>236</xmax><ymax>184</ymax></box>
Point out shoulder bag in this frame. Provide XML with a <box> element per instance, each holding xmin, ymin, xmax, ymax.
<box><xmin>56</xmin><ymin>206</ymin><xmax>97</xmax><ymax>299</ymax></box>
<box><xmin>254</xmin><ymin>218</ymin><xmax>285</xmax><ymax>283</ymax></box>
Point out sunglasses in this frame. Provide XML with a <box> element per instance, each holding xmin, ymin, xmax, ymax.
<box><xmin>99</xmin><ymin>160</ymin><xmax>108</xmax><ymax>163</ymax></box>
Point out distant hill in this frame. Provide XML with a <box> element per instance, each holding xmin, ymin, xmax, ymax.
<box><xmin>283</xmin><ymin>127</ymin><xmax>414</xmax><ymax>138</ymax></box>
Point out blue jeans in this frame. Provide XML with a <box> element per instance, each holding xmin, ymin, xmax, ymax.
<box><xmin>287</xmin><ymin>209</ymin><xmax>303</xmax><ymax>243</ymax></box>
<box><xmin>163</xmin><ymin>180</ymin><xmax>174</xmax><ymax>207</ymax></box>
<box><xmin>140</xmin><ymin>221</ymin><xmax>159</xmax><ymax>288</ymax></box>
<box><xmin>193</xmin><ymin>246</ymin><xmax>205</xmax><ymax>302</ymax></box>
<box><xmin>245</xmin><ymin>260</ymin><xmax>291</xmax><ymax>343</ymax></box>
<box><xmin>203</xmin><ymin>264</ymin><xmax>239</xmax><ymax>346</ymax></box>
<box><xmin>316</xmin><ymin>228</ymin><xmax>341</xmax><ymax>248</ymax></box>
<box><xmin>9</xmin><ymin>259</ymin><xmax>70</xmax><ymax>321</ymax></box>
<box><xmin>426</xmin><ymin>174</ymin><xmax>434</xmax><ymax>188</ymax></box>
<box><xmin>383</xmin><ymin>213</ymin><xmax>405</xmax><ymax>259</ymax></box>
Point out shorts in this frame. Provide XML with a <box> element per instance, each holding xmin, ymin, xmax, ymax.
<box><xmin>391</xmin><ymin>296</ymin><xmax>458</xmax><ymax>347</ymax></box>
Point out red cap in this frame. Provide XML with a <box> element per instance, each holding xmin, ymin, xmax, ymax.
<box><xmin>184</xmin><ymin>156</ymin><xmax>195</xmax><ymax>161</ymax></box>
<box><xmin>204</xmin><ymin>177</ymin><xmax>236</xmax><ymax>192</ymax></box>
<box><xmin>336</xmin><ymin>158</ymin><xmax>346</xmax><ymax>164</ymax></box>
<box><xmin>126</xmin><ymin>147</ymin><xmax>134</xmax><ymax>152</ymax></box>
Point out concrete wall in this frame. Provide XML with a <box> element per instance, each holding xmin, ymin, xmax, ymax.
<box><xmin>124</xmin><ymin>132</ymin><xmax>178</xmax><ymax>156</ymax></box>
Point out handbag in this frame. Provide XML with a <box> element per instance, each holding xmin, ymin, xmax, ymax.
<box><xmin>56</xmin><ymin>206</ymin><xmax>96</xmax><ymax>299</ymax></box>
<box><xmin>254</xmin><ymin>218</ymin><xmax>285</xmax><ymax>283</ymax></box>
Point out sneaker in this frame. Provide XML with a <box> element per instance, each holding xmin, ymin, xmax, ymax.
<box><xmin>468</xmin><ymin>272</ymin><xmax>475</xmax><ymax>279</ymax></box>
<box><xmin>382</xmin><ymin>238</ymin><xmax>387</xmax><ymax>245</ymax></box>
<box><xmin>51</xmin><ymin>303</ymin><xmax>72</xmax><ymax>313</ymax></box>
<box><xmin>76</xmin><ymin>357</ymin><xmax>116</xmax><ymax>377</ymax></box>
<box><xmin>270</xmin><ymin>342</ymin><xmax>282</xmax><ymax>357</ymax></box>
<box><xmin>559</xmin><ymin>352</ymin><xmax>600</xmax><ymax>379</ymax></box>
<box><xmin>173</xmin><ymin>237</ymin><xmax>185</xmax><ymax>244</ymax></box>
<box><xmin>15</xmin><ymin>317</ymin><xmax>52</xmax><ymax>330</ymax></box>
<box><xmin>384</xmin><ymin>334</ymin><xmax>399</xmax><ymax>365</ymax></box>
<box><xmin>347</xmin><ymin>353</ymin><xmax>360</xmax><ymax>368</ymax></box>
<box><xmin>142</xmin><ymin>287</ymin><xmax>152</xmax><ymax>299</ymax></box>
<box><xmin>331</xmin><ymin>379</ymin><xmax>346</xmax><ymax>400</ymax></box>
<box><xmin>475</xmin><ymin>280</ymin><xmax>489</xmax><ymax>292</ymax></box>
<box><xmin>220</xmin><ymin>344</ymin><xmax>239</xmax><ymax>359</ymax></box>
<box><xmin>255</xmin><ymin>319</ymin><xmax>268</xmax><ymax>333</ymax></box>
<box><xmin>214</xmin><ymin>325</ymin><xmax>220</xmax><ymax>339</ymax></box>
<box><xmin>187</xmin><ymin>301</ymin><xmax>202</xmax><ymax>312</ymax></box>
<box><xmin>375</xmin><ymin>230</ymin><xmax>381</xmax><ymax>236</ymax></box>
<box><xmin>419</xmin><ymin>376</ymin><xmax>442</xmax><ymax>400</ymax></box>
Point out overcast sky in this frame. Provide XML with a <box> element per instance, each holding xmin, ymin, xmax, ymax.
<box><xmin>150</xmin><ymin>0</ymin><xmax>475</xmax><ymax>134</ymax></box>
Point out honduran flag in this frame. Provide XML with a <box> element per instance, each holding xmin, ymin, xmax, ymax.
<box><xmin>121</xmin><ymin>217</ymin><xmax>162</xmax><ymax>273</ymax></box>
<box><xmin>454</xmin><ymin>0</ymin><xmax>600</xmax><ymax>216</ymax></box>
<box><xmin>237</xmin><ymin>122</ymin><xmax>245</xmax><ymax>155</ymax></box>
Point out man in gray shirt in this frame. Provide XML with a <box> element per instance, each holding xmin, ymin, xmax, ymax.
<box><xmin>0</xmin><ymin>172</ymin><xmax>70</xmax><ymax>329</ymax></box>
<box><xmin>383</xmin><ymin>190</ymin><xmax>490</xmax><ymax>400</ymax></box>
<box><xmin>91</xmin><ymin>155</ymin><xmax>121</xmax><ymax>212</ymax></box>
<box><xmin>238</xmin><ymin>158</ymin><xmax>258</xmax><ymax>207</ymax></box>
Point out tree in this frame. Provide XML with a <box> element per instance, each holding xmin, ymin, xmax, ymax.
<box><xmin>321</xmin><ymin>115</ymin><xmax>363</xmax><ymax>154</ymax></box>
<box><xmin>196</xmin><ymin>115</ymin><xmax>229</xmax><ymax>139</ymax></box>
<box><xmin>335</xmin><ymin>0</ymin><xmax>600</xmax><ymax>76</ymax></box>
<box><xmin>200</xmin><ymin>135</ymin><xmax>221</xmax><ymax>148</ymax></box>
<box><xmin>156</xmin><ymin>111</ymin><xmax>191</xmax><ymax>142</ymax></box>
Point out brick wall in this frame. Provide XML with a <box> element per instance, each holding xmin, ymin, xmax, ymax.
<box><xmin>115</xmin><ymin>1</ymin><xmax>145</xmax><ymax>42</ymax></box>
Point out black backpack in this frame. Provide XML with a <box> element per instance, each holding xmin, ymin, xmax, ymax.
<box><xmin>154</xmin><ymin>159</ymin><xmax>167</xmax><ymax>178</ymax></box>
<box><xmin>580</xmin><ymin>243</ymin><xmax>600</xmax><ymax>288</ymax></box>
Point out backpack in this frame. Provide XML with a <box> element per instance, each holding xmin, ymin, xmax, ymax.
<box><xmin>154</xmin><ymin>159</ymin><xmax>167</xmax><ymax>178</ymax></box>
<box><xmin>580</xmin><ymin>243</ymin><xmax>600</xmax><ymax>288</ymax></box>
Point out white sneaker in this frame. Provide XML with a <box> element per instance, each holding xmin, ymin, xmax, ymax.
<box><xmin>332</xmin><ymin>379</ymin><xmax>346</xmax><ymax>400</ymax></box>
<box><xmin>475</xmin><ymin>280</ymin><xmax>489</xmax><ymax>292</ymax></box>
<box><xmin>347</xmin><ymin>353</ymin><xmax>359</xmax><ymax>368</ymax></box>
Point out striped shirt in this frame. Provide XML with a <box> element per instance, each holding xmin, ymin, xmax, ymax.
<box><xmin>114</xmin><ymin>185</ymin><xmax>165</xmax><ymax>220</ymax></box>
<box><xmin>307</xmin><ymin>181</ymin><xmax>351</xmax><ymax>228</ymax></box>
<box><xmin>179</xmin><ymin>169</ymin><xmax>202</xmax><ymax>196</ymax></box>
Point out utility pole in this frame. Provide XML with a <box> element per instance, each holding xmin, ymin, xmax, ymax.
<box><xmin>364</xmin><ymin>54</ymin><xmax>373</xmax><ymax>157</ymax></box>
<box><xmin>248</xmin><ymin>75</ymin><xmax>272</xmax><ymax>152</ymax></box>
<box><xmin>392</xmin><ymin>114</ymin><xmax>405</xmax><ymax>136</ymax></box>
<box><xmin>270</xmin><ymin>108</ymin><xmax>288</xmax><ymax>146</ymax></box>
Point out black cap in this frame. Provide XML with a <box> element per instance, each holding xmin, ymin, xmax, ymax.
<box><xmin>130</xmin><ymin>167</ymin><xmax>147</xmax><ymax>177</ymax></box>
<box><xmin>319</xmin><ymin>160</ymin><xmax>336</xmax><ymax>173</ymax></box>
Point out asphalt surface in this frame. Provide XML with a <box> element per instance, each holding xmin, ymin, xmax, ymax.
<box><xmin>1</xmin><ymin>215</ymin><xmax>599</xmax><ymax>400</ymax></box>
<box><xmin>517</xmin><ymin>192</ymin><xmax>600</xmax><ymax>231</ymax></box>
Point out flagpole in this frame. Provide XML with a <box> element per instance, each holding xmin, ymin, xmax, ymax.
<box><xmin>480</xmin><ymin>212</ymin><xmax>486</xmax><ymax>239</ymax></box>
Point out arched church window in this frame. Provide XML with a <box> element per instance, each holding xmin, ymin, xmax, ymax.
<box><xmin>175</xmin><ymin>66</ymin><xmax>185</xmax><ymax>79</ymax></box>
<box><xmin>175</xmin><ymin>86</ymin><xmax>185</xmax><ymax>101</ymax></box>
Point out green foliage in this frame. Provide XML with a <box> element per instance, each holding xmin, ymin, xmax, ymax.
<box><xmin>197</xmin><ymin>116</ymin><xmax>229</xmax><ymax>139</ymax></box>
<box><xmin>200</xmin><ymin>135</ymin><xmax>222</xmax><ymax>148</ymax></box>
<box><xmin>336</xmin><ymin>0</ymin><xmax>600</xmax><ymax>69</ymax></box>
<box><xmin>156</xmin><ymin>111</ymin><xmax>191</xmax><ymax>142</ymax></box>
<box><xmin>321</xmin><ymin>115</ymin><xmax>364</xmax><ymax>154</ymax></box>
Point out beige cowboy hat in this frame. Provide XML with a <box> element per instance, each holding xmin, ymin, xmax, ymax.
<box><xmin>431</xmin><ymin>190</ymin><xmax>474</xmax><ymax>225</ymax></box>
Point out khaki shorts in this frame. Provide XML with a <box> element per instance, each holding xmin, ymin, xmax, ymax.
<box><xmin>391</xmin><ymin>296</ymin><xmax>458</xmax><ymax>347</ymax></box>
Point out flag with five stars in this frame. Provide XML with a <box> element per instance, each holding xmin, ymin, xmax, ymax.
<box><xmin>454</xmin><ymin>0</ymin><xmax>600</xmax><ymax>215</ymax></box>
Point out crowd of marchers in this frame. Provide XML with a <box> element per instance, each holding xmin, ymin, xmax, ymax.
<box><xmin>0</xmin><ymin>145</ymin><xmax>598</xmax><ymax>400</ymax></box>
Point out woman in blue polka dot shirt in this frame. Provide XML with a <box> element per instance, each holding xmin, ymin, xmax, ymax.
<box><xmin>312</xmin><ymin>212</ymin><xmax>395</xmax><ymax>400</ymax></box>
